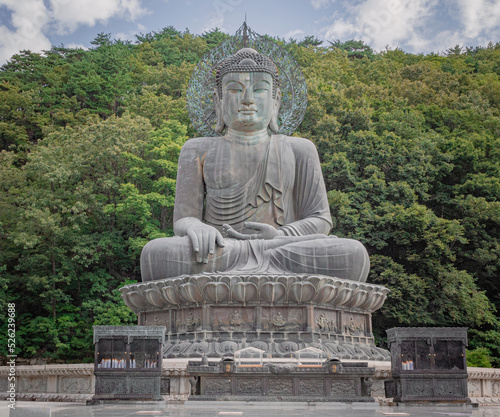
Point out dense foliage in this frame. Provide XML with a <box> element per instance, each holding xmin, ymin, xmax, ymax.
<box><xmin>0</xmin><ymin>28</ymin><xmax>498</xmax><ymax>364</ymax></box>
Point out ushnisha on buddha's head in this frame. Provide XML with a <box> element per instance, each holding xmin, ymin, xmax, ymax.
<box><xmin>214</xmin><ymin>48</ymin><xmax>281</xmax><ymax>134</ymax></box>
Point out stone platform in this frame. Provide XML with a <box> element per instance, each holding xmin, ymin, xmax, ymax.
<box><xmin>120</xmin><ymin>274</ymin><xmax>390</xmax><ymax>361</ymax></box>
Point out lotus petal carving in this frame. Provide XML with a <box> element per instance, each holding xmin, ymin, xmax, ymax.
<box><xmin>329</xmin><ymin>284</ymin><xmax>353</xmax><ymax>306</ymax></box>
<box><xmin>365</xmin><ymin>290</ymin><xmax>388</xmax><ymax>312</ymax></box>
<box><xmin>313</xmin><ymin>283</ymin><xmax>338</xmax><ymax>304</ymax></box>
<box><xmin>161</xmin><ymin>285</ymin><xmax>181</xmax><ymax>306</ymax></box>
<box><xmin>306</xmin><ymin>275</ymin><xmax>325</xmax><ymax>289</ymax></box>
<box><xmin>288</xmin><ymin>281</ymin><xmax>316</xmax><ymax>303</ymax></box>
<box><xmin>346</xmin><ymin>287</ymin><xmax>369</xmax><ymax>308</ymax></box>
<box><xmin>248</xmin><ymin>275</ymin><xmax>269</xmax><ymax>289</ymax></box>
<box><xmin>189</xmin><ymin>274</ymin><xmax>210</xmax><ymax>289</ymax></box>
<box><xmin>219</xmin><ymin>275</ymin><xmax>242</xmax><ymax>288</ymax></box>
<box><xmin>179</xmin><ymin>282</ymin><xmax>203</xmax><ymax>304</ymax></box>
<box><xmin>231</xmin><ymin>282</ymin><xmax>258</xmax><ymax>304</ymax></box>
<box><xmin>144</xmin><ymin>286</ymin><xmax>165</xmax><ymax>307</ymax></box>
<box><xmin>278</xmin><ymin>275</ymin><xmax>298</xmax><ymax>288</ymax></box>
<box><xmin>119</xmin><ymin>273</ymin><xmax>390</xmax><ymax>313</ymax></box>
<box><xmin>203</xmin><ymin>281</ymin><xmax>230</xmax><ymax>304</ymax></box>
<box><xmin>126</xmin><ymin>290</ymin><xmax>149</xmax><ymax>309</ymax></box>
<box><xmin>260</xmin><ymin>282</ymin><xmax>286</xmax><ymax>304</ymax></box>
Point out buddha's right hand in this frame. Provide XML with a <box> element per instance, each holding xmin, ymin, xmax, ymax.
<box><xmin>186</xmin><ymin>223</ymin><xmax>226</xmax><ymax>264</ymax></box>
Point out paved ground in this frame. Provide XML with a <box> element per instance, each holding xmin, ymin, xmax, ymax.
<box><xmin>1</xmin><ymin>401</ymin><xmax>498</xmax><ymax>417</ymax></box>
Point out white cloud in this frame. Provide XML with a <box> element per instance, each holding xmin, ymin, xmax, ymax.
<box><xmin>454</xmin><ymin>0</ymin><xmax>500</xmax><ymax>39</ymax></box>
<box><xmin>321</xmin><ymin>0</ymin><xmax>437</xmax><ymax>51</ymax></box>
<box><xmin>318</xmin><ymin>0</ymin><xmax>500</xmax><ymax>53</ymax></box>
<box><xmin>0</xmin><ymin>0</ymin><xmax>52</xmax><ymax>63</ymax></box>
<box><xmin>285</xmin><ymin>29</ymin><xmax>305</xmax><ymax>39</ymax></box>
<box><xmin>322</xmin><ymin>18</ymin><xmax>356</xmax><ymax>40</ymax></box>
<box><xmin>0</xmin><ymin>0</ymin><xmax>147</xmax><ymax>64</ymax></box>
<box><xmin>50</xmin><ymin>0</ymin><xmax>148</xmax><ymax>34</ymax></box>
<box><xmin>311</xmin><ymin>0</ymin><xmax>334</xmax><ymax>10</ymax></box>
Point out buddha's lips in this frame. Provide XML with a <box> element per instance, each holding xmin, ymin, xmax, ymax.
<box><xmin>239</xmin><ymin>107</ymin><xmax>257</xmax><ymax>113</ymax></box>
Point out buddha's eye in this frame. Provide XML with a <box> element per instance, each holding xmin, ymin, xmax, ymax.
<box><xmin>253</xmin><ymin>83</ymin><xmax>269</xmax><ymax>93</ymax></box>
<box><xmin>225</xmin><ymin>83</ymin><xmax>243</xmax><ymax>93</ymax></box>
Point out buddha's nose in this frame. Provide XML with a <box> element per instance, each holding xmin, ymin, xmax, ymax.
<box><xmin>241</xmin><ymin>89</ymin><xmax>254</xmax><ymax>105</ymax></box>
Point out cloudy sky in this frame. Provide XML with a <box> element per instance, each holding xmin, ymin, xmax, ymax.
<box><xmin>0</xmin><ymin>0</ymin><xmax>499</xmax><ymax>64</ymax></box>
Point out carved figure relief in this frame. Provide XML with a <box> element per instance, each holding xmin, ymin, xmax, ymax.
<box><xmin>229</xmin><ymin>310</ymin><xmax>244</xmax><ymax>329</ymax></box>
<box><xmin>345</xmin><ymin>316</ymin><xmax>365</xmax><ymax>336</ymax></box>
<box><xmin>315</xmin><ymin>312</ymin><xmax>337</xmax><ymax>333</ymax></box>
<box><xmin>212</xmin><ymin>308</ymin><xmax>252</xmax><ymax>332</ymax></box>
<box><xmin>272</xmin><ymin>312</ymin><xmax>286</xmax><ymax>330</ymax></box>
<box><xmin>151</xmin><ymin>315</ymin><xmax>168</xmax><ymax>327</ymax></box>
<box><xmin>182</xmin><ymin>312</ymin><xmax>201</xmax><ymax>331</ymax></box>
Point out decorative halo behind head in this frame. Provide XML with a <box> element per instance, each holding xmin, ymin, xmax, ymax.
<box><xmin>187</xmin><ymin>22</ymin><xmax>308</xmax><ymax>137</ymax></box>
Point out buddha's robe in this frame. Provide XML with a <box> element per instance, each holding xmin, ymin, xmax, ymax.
<box><xmin>140</xmin><ymin>135</ymin><xmax>369</xmax><ymax>282</ymax></box>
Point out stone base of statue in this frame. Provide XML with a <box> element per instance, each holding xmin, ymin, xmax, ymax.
<box><xmin>120</xmin><ymin>273</ymin><xmax>390</xmax><ymax>361</ymax></box>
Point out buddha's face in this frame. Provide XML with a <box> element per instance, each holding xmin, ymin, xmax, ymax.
<box><xmin>221</xmin><ymin>72</ymin><xmax>276</xmax><ymax>132</ymax></box>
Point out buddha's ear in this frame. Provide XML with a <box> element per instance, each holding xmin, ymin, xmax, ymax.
<box><xmin>269</xmin><ymin>88</ymin><xmax>281</xmax><ymax>134</ymax></box>
<box><xmin>214</xmin><ymin>90</ymin><xmax>225</xmax><ymax>134</ymax></box>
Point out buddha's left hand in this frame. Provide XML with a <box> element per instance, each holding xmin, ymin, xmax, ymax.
<box><xmin>223</xmin><ymin>222</ymin><xmax>283</xmax><ymax>240</ymax></box>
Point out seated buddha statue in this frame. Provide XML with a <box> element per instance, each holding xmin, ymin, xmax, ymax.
<box><xmin>140</xmin><ymin>48</ymin><xmax>369</xmax><ymax>282</ymax></box>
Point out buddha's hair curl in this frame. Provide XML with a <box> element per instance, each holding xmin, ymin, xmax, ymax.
<box><xmin>215</xmin><ymin>48</ymin><xmax>279</xmax><ymax>98</ymax></box>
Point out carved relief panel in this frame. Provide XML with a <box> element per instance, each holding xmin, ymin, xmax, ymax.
<box><xmin>211</xmin><ymin>307</ymin><xmax>253</xmax><ymax>331</ymax></box>
<box><xmin>261</xmin><ymin>307</ymin><xmax>304</xmax><ymax>331</ymax></box>
<box><xmin>343</xmin><ymin>314</ymin><xmax>366</xmax><ymax>336</ymax></box>
<box><xmin>299</xmin><ymin>378</ymin><xmax>324</xmax><ymax>396</ymax></box>
<box><xmin>176</xmin><ymin>308</ymin><xmax>202</xmax><ymax>332</ymax></box>
<box><xmin>236</xmin><ymin>378</ymin><xmax>262</xmax><ymax>395</ymax></box>
<box><xmin>331</xmin><ymin>379</ymin><xmax>356</xmax><ymax>397</ymax></box>
<box><xmin>268</xmin><ymin>378</ymin><xmax>293</xmax><ymax>395</ymax></box>
<box><xmin>204</xmin><ymin>378</ymin><xmax>231</xmax><ymax>395</ymax></box>
<box><xmin>314</xmin><ymin>309</ymin><xmax>338</xmax><ymax>333</ymax></box>
<box><xmin>130</xmin><ymin>377</ymin><xmax>156</xmax><ymax>395</ymax></box>
<box><xmin>19</xmin><ymin>377</ymin><xmax>47</xmax><ymax>393</ymax></box>
<box><xmin>99</xmin><ymin>377</ymin><xmax>126</xmax><ymax>395</ymax></box>
<box><xmin>60</xmin><ymin>377</ymin><xmax>92</xmax><ymax>394</ymax></box>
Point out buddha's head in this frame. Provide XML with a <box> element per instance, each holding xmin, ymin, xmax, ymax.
<box><xmin>214</xmin><ymin>48</ymin><xmax>281</xmax><ymax>134</ymax></box>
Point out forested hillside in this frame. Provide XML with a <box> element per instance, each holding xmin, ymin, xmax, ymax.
<box><xmin>0</xmin><ymin>28</ymin><xmax>498</xmax><ymax>365</ymax></box>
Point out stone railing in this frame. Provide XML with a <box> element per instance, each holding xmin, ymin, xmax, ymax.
<box><xmin>0</xmin><ymin>363</ymin><xmax>94</xmax><ymax>402</ymax></box>
<box><xmin>468</xmin><ymin>367</ymin><xmax>500</xmax><ymax>405</ymax></box>
<box><xmin>1</xmin><ymin>362</ymin><xmax>499</xmax><ymax>404</ymax></box>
